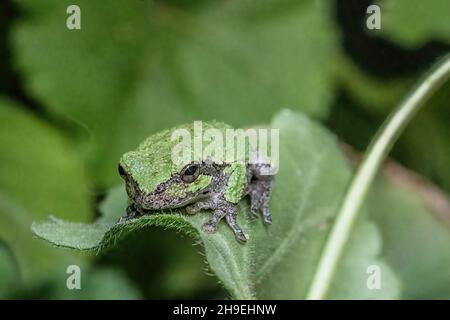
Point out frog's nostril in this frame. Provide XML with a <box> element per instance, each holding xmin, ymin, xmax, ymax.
<box><xmin>118</xmin><ymin>164</ymin><xmax>127</xmax><ymax>178</ymax></box>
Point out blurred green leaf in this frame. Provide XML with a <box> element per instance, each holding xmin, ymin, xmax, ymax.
<box><xmin>46</xmin><ymin>267</ymin><xmax>141</xmax><ymax>300</ymax></box>
<box><xmin>0</xmin><ymin>243</ymin><xmax>20</xmax><ymax>298</ymax></box>
<box><xmin>369</xmin><ymin>171</ymin><xmax>450</xmax><ymax>299</ymax></box>
<box><xmin>335</xmin><ymin>55</ymin><xmax>413</xmax><ymax>115</ymax></box>
<box><xmin>0</xmin><ymin>99</ymin><xmax>92</xmax><ymax>221</ymax></box>
<box><xmin>392</xmin><ymin>82</ymin><xmax>450</xmax><ymax>194</ymax></box>
<box><xmin>378</xmin><ymin>0</ymin><xmax>450</xmax><ymax>47</ymax></box>
<box><xmin>12</xmin><ymin>0</ymin><xmax>338</xmax><ymax>186</ymax></box>
<box><xmin>32</xmin><ymin>111</ymin><xmax>399</xmax><ymax>299</ymax></box>
<box><xmin>0</xmin><ymin>97</ymin><xmax>93</xmax><ymax>284</ymax></box>
<box><xmin>335</xmin><ymin>57</ymin><xmax>450</xmax><ymax>194</ymax></box>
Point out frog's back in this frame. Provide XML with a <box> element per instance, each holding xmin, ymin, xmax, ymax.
<box><xmin>136</xmin><ymin>121</ymin><xmax>232</xmax><ymax>161</ymax></box>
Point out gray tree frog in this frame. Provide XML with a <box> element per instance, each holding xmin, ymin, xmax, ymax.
<box><xmin>117</xmin><ymin>121</ymin><xmax>274</xmax><ymax>243</ymax></box>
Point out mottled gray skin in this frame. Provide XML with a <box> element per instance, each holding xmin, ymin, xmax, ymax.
<box><xmin>119</xmin><ymin>160</ymin><xmax>273</xmax><ymax>243</ymax></box>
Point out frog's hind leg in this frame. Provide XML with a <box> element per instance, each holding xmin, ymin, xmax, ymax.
<box><xmin>249</xmin><ymin>180</ymin><xmax>272</xmax><ymax>224</ymax></box>
<box><xmin>248</xmin><ymin>163</ymin><xmax>273</xmax><ymax>225</ymax></box>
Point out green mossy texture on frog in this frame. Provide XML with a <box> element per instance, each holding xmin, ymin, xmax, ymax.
<box><xmin>119</xmin><ymin>121</ymin><xmax>232</xmax><ymax>194</ymax></box>
<box><xmin>118</xmin><ymin>121</ymin><xmax>275</xmax><ymax>243</ymax></box>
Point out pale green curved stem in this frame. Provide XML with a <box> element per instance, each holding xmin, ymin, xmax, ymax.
<box><xmin>306</xmin><ymin>54</ymin><xmax>450</xmax><ymax>300</ymax></box>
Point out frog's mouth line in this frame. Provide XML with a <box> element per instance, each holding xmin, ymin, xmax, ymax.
<box><xmin>137</xmin><ymin>190</ymin><xmax>210</xmax><ymax>211</ymax></box>
<box><xmin>129</xmin><ymin>188</ymin><xmax>211</xmax><ymax>215</ymax></box>
<box><xmin>121</xmin><ymin>168</ymin><xmax>211</xmax><ymax>213</ymax></box>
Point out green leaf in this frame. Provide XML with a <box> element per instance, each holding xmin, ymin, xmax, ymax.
<box><xmin>12</xmin><ymin>0</ymin><xmax>338</xmax><ymax>186</ymax></box>
<box><xmin>369</xmin><ymin>171</ymin><xmax>450</xmax><ymax>299</ymax></box>
<box><xmin>335</xmin><ymin>55</ymin><xmax>413</xmax><ymax>115</ymax></box>
<box><xmin>335</xmin><ymin>55</ymin><xmax>450</xmax><ymax>195</ymax></box>
<box><xmin>0</xmin><ymin>97</ymin><xmax>93</xmax><ymax>283</ymax></box>
<box><xmin>307</xmin><ymin>55</ymin><xmax>450</xmax><ymax>299</ymax></box>
<box><xmin>393</xmin><ymin>82</ymin><xmax>450</xmax><ymax>193</ymax></box>
<box><xmin>378</xmin><ymin>0</ymin><xmax>450</xmax><ymax>47</ymax></box>
<box><xmin>45</xmin><ymin>267</ymin><xmax>141</xmax><ymax>300</ymax></box>
<box><xmin>32</xmin><ymin>110</ymin><xmax>399</xmax><ymax>299</ymax></box>
<box><xmin>0</xmin><ymin>243</ymin><xmax>20</xmax><ymax>298</ymax></box>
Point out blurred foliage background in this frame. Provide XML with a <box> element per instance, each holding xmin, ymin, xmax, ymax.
<box><xmin>0</xmin><ymin>0</ymin><xmax>449</xmax><ymax>299</ymax></box>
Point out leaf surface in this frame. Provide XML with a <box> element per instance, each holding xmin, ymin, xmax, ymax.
<box><xmin>378</xmin><ymin>0</ymin><xmax>450</xmax><ymax>47</ymax></box>
<box><xmin>33</xmin><ymin>111</ymin><xmax>399</xmax><ymax>299</ymax></box>
<box><xmin>0</xmin><ymin>97</ymin><xmax>92</xmax><ymax>283</ymax></box>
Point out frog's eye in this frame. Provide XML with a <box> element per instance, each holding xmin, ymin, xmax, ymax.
<box><xmin>181</xmin><ymin>164</ymin><xmax>200</xmax><ymax>183</ymax></box>
<box><xmin>154</xmin><ymin>185</ymin><xmax>164</xmax><ymax>194</ymax></box>
<box><xmin>118</xmin><ymin>164</ymin><xmax>127</xmax><ymax>178</ymax></box>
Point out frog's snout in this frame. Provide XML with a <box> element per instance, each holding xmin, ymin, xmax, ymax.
<box><xmin>118</xmin><ymin>164</ymin><xmax>127</xmax><ymax>179</ymax></box>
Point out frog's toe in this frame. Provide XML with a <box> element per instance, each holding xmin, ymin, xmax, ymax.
<box><xmin>249</xmin><ymin>195</ymin><xmax>261</xmax><ymax>217</ymax></box>
<box><xmin>117</xmin><ymin>215</ymin><xmax>137</xmax><ymax>224</ymax></box>
<box><xmin>234</xmin><ymin>230</ymin><xmax>248</xmax><ymax>243</ymax></box>
<box><xmin>202</xmin><ymin>222</ymin><xmax>218</xmax><ymax>234</ymax></box>
<box><xmin>250</xmin><ymin>205</ymin><xmax>259</xmax><ymax>217</ymax></box>
<box><xmin>262</xmin><ymin>207</ymin><xmax>272</xmax><ymax>225</ymax></box>
<box><xmin>225</xmin><ymin>212</ymin><xmax>248</xmax><ymax>243</ymax></box>
<box><xmin>117</xmin><ymin>206</ymin><xmax>139</xmax><ymax>223</ymax></box>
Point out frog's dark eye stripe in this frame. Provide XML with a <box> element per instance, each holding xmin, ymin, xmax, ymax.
<box><xmin>118</xmin><ymin>164</ymin><xmax>127</xmax><ymax>178</ymax></box>
<box><xmin>181</xmin><ymin>164</ymin><xmax>200</xmax><ymax>183</ymax></box>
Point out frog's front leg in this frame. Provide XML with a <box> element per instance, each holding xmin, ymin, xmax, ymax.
<box><xmin>224</xmin><ymin>207</ymin><xmax>247</xmax><ymax>243</ymax></box>
<box><xmin>198</xmin><ymin>200</ymin><xmax>247</xmax><ymax>243</ymax></box>
<box><xmin>185</xmin><ymin>198</ymin><xmax>224</xmax><ymax>232</ymax></box>
<box><xmin>201</xmin><ymin>208</ymin><xmax>226</xmax><ymax>234</ymax></box>
<box><xmin>117</xmin><ymin>202</ymin><xmax>140</xmax><ymax>223</ymax></box>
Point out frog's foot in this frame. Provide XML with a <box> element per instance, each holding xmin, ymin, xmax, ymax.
<box><xmin>201</xmin><ymin>205</ymin><xmax>248</xmax><ymax>243</ymax></box>
<box><xmin>201</xmin><ymin>207</ymin><xmax>226</xmax><ymax>234</ymax></box>
<box><xmin>117</xmin><ymin>204</ymin><xmax>140</xmax><ymax>223</ymax></box>
<box><xmin>225</xmin><ymin>212</ymin><xmax>248</xmax><ymax>243</ymax></box>
<box><xmin>249</xmin><ymin>179</ymin><xmax>272</xmax><ymax>225</ymax></box>
<box><xmin>201</xmin><ymin>222</ymin><xmax>218</xmax><ymax>233</ymax></box>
